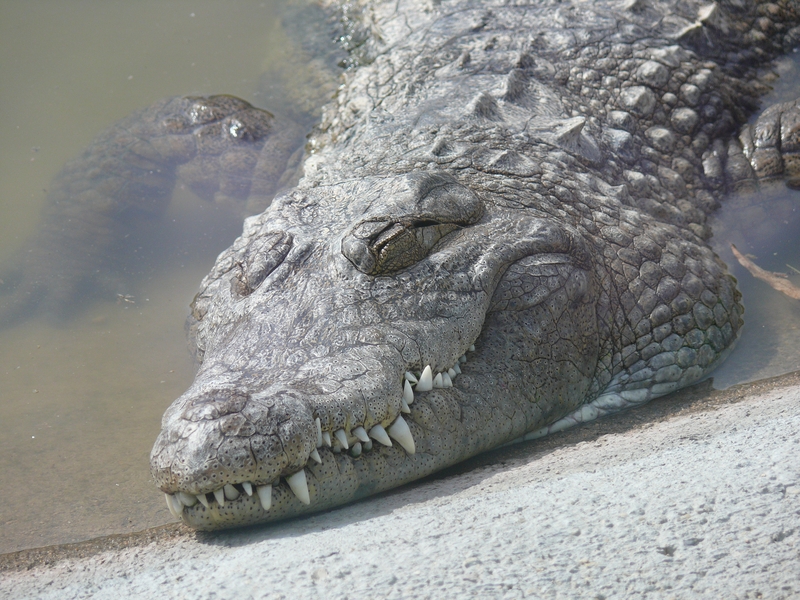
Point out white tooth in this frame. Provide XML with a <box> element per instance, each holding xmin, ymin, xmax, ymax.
<box><xmin>350</xmin><ymin>442</ymin><xmax>362</xmax><ymax>457</ymax></box>
<box><xmin>448</xmin><ymin>368</ymin><xmax>457</xmax><ymax>378</ymax></box>
<box><xmin>353</xmin><ymin>426</ymin><xmax>370</xmax><ymax>443</ymax></box>
<box><xmin>369</xmin><ymin>424</ymin><xmax>392</xmax><ymax>446</ymax></box>
<box><xmin>453</xmin><ymin>363</ymin><xmax>462</xmax><ymax>375</ymax></box>
<box><xmin>310</xmin><ymin>448</ymin><xmax>322</xmax><ymax>463</ymax></box>
<box><xmin>416</xmin><ymin>365</ymin><xmax>433</xmax><ymax>392</ymax></box>
<box><xmin>401</xmin><ymin>397</ymin><xmax>411</xmax><ymax>413</ymax></box>
<box><xmin>213</xmin><ymin>488</ymin><xmax>225</xmax><ymax>506</ymax></box>
<box><xmin>334</xmin><ymin>428</ymin><xmax>349</xmax><ymax>450</ymax></box>
<box><xmin>469</xmin><ymin>344</ymin><xmax>475</xmax><ymax>352</ymax></box>
<box><xmin>223</xmin><ymin>484</ymin><xmax>240</xmax><ymax>500</ymax></box>
<box><xmin>322</xmin><ymin>431</ymin><xmax>332</xmax><ymax>447</ymax></box>
<box><xmin>165</xmin><ymin>494</ymin><xmax>181</xmax><ymax>519</ymax></box>
<box><xmin>404</xmin><ymin>371</ymin><xmax>418</xmax><ymax>384</ymax></box>
<box><xmin>315</xmin><ymin>417</ymin><xmax>323</xmax><ymax>448</ymax></box>
<box><xmin>387</xmin><ymin>416</ymin><xmax>416</xmax><ymax>454</ymax></box>
<box><xmin>459</xmin><ymin>355</ymin><xmax>467</xmax><ymax>363</ymax></box>
<box><xmin>433</xmin><ymin>373</ymin><xmax>444</xmax><ymax>388</ymax></box>
<box><xmin>256</xmin><ymin>484</ymin><xmax>272</xmax><ymax>511</ymax></box>
<box><xmin>242</xmin><ymin>482</ymin><xmax>253</xmax><ymax>496</ymax></box>
<box><xmin>197</xmin><ymin>493</ymin><xmax>210</xmax><ymax>508</ymax></box>
<box><xmin>177</xmin><ymin>492</ymin><xmax>197</xmax><ymax>507</ymax></box>
<box><xmin>287</xmin><ymin>470</ymin><xmax>311</xmax><ymax>505</ymax></box>
<box><xmin>442</xmin><ymin>372</ymin><xmax>453</xmax><ymax>388</ymax></box>
<box><xmin>403</xmin><ymin>380</ymin><xmax>414</xmax><ymax>405</ymax></box>
<box><xmin>363</xmin><ymin>439</ymin><xmax>373</xmax><ymax>451</ymax></box>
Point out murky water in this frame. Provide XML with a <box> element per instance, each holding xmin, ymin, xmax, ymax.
<box><xmin>0</xmin><ymin>0</ymin><xmax>323</xmax><ymax>554</ymax></box>
<box><xmin>0</xmin><ymin>2</ymin><xmax>799</xmax><ymax>556</ymax></box>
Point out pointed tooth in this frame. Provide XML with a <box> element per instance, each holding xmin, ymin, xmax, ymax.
<box><xmin>315</xmin><ymin>417</ymin><xmax>322</xmax><ymax>448</ymax></box>
<box><xmin>286</xmin><ymin>470</ymin><xmax>311</xmax><ymax>505</ymax></box>
<box><xmin>401</xmin><ymin>397</ymin><xmax>411</xmax><ymax>413</ymax></box>
<box><xmin>459</xmin><ymin>355</ymin><xmax>467</xmax><ymax>363</ymax></box>
<box><xmin>177</xmin><ymin>492</ymin><xmax>197</xmax><ymax>507</ymax></box>
<box><xmin>442</xmin><ymin>372</ymin><xmax>453</xmax><ymax>388</ymax></box>
<box><xmin>363</xmin><ymin>439</ymin><xmax>373</xmax><ymax>451</ymax></box>
<box><xmin>448</xmin><ymin>368</ymin><xmax>457</xmax><ymax>378</ymax></box>
<box><xmin>469</xmin><ymin>344</ymin><xmax>475</xmax><ymax>352</ymax></box>
<box><xmin>322</xmin><ymin>431</ymin><xmax>332</xmax><ymax>447</ymax></box>
<box><xmin>165</xmin><ymin>494</ymin><xmax>181</xmax><ymax>519</ymax></box>
<box><xmin>404</xmin><ymin>371</ymin><xmax>418</xmax><ymax>384</ymax></box>
<box><xmin>334</xmin><ymin>428</ymin><xmax>349</xmax><ymax>450</ymax></box>
<box><xmin>369</xmin><ymin>424</ymin><xmax>392</xmax><ymax>447</ymax></box>
<box><xmin>403</xmin><ymin>380</ymin><xmax>415</xmax><ymax>405</ymax></box>
<box><xmin>197</xmin><ymin>493</ymin><xmax>210</xmax><ymax>508</ymax></box>
<box><xmin>350</xmin><ymin>442</ymin><xmax>362</xmax><ymax>457</ymax></box>
<box><xmin>353</xmin><ymin>426</ymin><xmax>370</xmax><ymax>443</ymax></box>
<box><xmin>433</xmin><ymin>373</ymin><xmax>444</xmax><ymax>388</ymax></box>
<box><xmin>453</xmin><ymin>363</ymin><xmax>462</xmax><ymax>375</ymax></box>
<box><xmin>310</xmin><ymin>448</ymin><xmax>322</xmax><ymax>463</ymax></box>
<box><xmin>256</xmin><ymin>484</ymin><xmax>272</xmax><ymax>511</ymax></box>
<box><xmin>242</xmin><ymin>481</ymin><xmax>253</xmax><ymax>496</ymax></box>
<box><xmin>387</xmin><ymin>416</ymin><xmax>415</xmax><ymax>454</ymax></box>
<box><xmin>416</xmin><ymin>365</ymin><xmax>433</xmax><ymax>392</ymax></box>
<box><xmin>213</xmin><ymin>488</ymin><xmax>225</xmax><ymax>506</ymax></box>
<box><xmin>223</xmin><ymin>484</ymin><xmax>240</xmax><ymax>500</ymax></box>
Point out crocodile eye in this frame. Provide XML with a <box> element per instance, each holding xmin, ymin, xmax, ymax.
<box><xmin>232</xmin><ymin>231</ymin><xmax>293</xmax><ymax>296</ymax></box>
<box><xmin>341</xmin><ymin>176</ymin><xmax>483</xmax><ymax>275</ymax></box>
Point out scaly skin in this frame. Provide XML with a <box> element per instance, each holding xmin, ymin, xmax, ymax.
<box><xmin>146</xmin><ymin>0</ymin><xmax>800</xmax><ymax>528</ymax></box>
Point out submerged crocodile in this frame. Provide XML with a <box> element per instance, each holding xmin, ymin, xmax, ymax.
<box><xmin>5</xmin><ymin>0</ymin><xmax>800</xmax><ymax>529</ymax></box>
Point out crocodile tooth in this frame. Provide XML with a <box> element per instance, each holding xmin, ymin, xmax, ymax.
<box><xmin>177</xmin><ymin>492</ymin><xmax>197</xmax><ymax>507</ymax></box>
<box><xmin>387</xmin><ymin>416</ymin><xmax>415</xmax><ymax>454</ymax></box>
<box><xmin>448</xmin><ymin>368</ymin><xmax>457</xmax><ymax>379</ymax></box>
<box><xmin>469</xmin><ymin>344</ymin><xmax>475</xmax><ymax>352</ymax></box>
<box><xmin>459</xmin><ymin>355</ymin><xmax>467</xmax><ymax>363</ymax></box>
<box><xmin>165</xmin><ymin>494</ymin><xmax>182</xmax><ymax>519</ymax></box>
<box><xmin>353</xmin><ymin>426</ymin><xmax>370</xmax><ymax>443</ymax></box>
<box><xmin>334</xmin><ymin>428</ymin><xmax>349</xmax><ymax>450</ymax></box>
<box><xmin>404</xmin><ymin>371</ymin><xmax>418</xmax><ymax>384</ymax></box>
<box><xmin>442</xmin><ymin>372</ymin><xmax>453</xmax><ymax>387</ymax></box>
<box><xmin>197</xmin><ymin>493</ymin><xmax>210</xmax><ymax>508</ymax></box>
<box><xmin>416</xmin><ymin>365</ymin><xmax>433</xmax><ymax>391</ymax></box>
<box><xmin>223</xmin><ymin>484</ymin><xmax>240</xmax><ymax>500</ymax></box>
<box><xmin>363</xmin><ymin>439</ymin><xmax>373</xmax><ymax>451</ymax></box>
<box><xmin>350</xmin><ymin>442</ymin><xmax>362</xmax><ymax>457</ymax></box>
<box><xmin>401</xmin><ymin>397</ymin><xmax>411</xmax><ymax>413</ymax></box>
<box><xmin>433</xmin><ymin>373</ymin><xmax>444</xmax><ymax>388</ymax></box>
<box><xmin>403</xmin><ymin>380</ymin><xmax>414</xmax><ymax>405</ymax></box>
<box><xmin>286</xmin><ymin>470</ymin><xmax>311</xmax><ymax>505</ymax></box>
<box><xmin>453</xmin><ymin>363</ymin><xmax>462</xmax><ymax>375</ymax></box>
<box><xmin>241</xmin><ymin>481</ymin><xmax>253</xmax><ymax>496</ymax></box>
<box><xmin>369</xmin><ymin>424</ymin><xmax>392</xmax><ymax>446</ymax></box>
<box><xmin>322</xmin><ymin>431</ymin><xmax>332</xmax><ymax>447</ymax></box>
<box><xmin>310</xmin><ymin>448</ymin><xmax>322</xmax><ymax>464</ymax></box>
<box><xmin>213</xmin><ymin>488</ymin><xmax>225</xmax><ymax>506</ymax></box>
<box><xmin>256</xmin><ymin>484</ymin><xmax>272</xmax><ymax>511</ymax></box>
<box><xmin>315</xmin><ymin>417</ymin><xmax>323</xmax><ymax>448</ymax></box>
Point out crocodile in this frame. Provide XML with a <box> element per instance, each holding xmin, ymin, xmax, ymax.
<box><xmin>5</xmin><ymin>0</ymin><xmax>800</xmax><ymax>530</ymax></box>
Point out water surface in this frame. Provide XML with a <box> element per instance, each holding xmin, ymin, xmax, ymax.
<box><xmin>0</xmin><ymin>0</ymin><xmax>308</xmax><ymax>553</ymax></box>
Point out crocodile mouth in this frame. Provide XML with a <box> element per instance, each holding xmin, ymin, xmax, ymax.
<box><xmin>161</xmin><ymin>346</ymin><xmax>477</xmax><ymax>524</ymax></box>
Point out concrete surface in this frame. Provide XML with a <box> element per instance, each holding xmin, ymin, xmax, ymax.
<box><xmin>1</xmin><ymin>374</ymin><xmax>799</xmax><ymax>599</ymax></box>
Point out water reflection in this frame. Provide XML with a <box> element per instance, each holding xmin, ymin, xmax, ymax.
<box><xmin>0</xmin><ymin>0</ymin><xmax>309</xmax><ymax>554</ymax></box>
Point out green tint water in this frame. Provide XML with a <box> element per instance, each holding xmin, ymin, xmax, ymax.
<box><xmin>708</xmin><ymin>54</ymin><xmax>800</xmax><ymax>388</ymax></box>
<box><xmin>0</xmin><ymin>0</ymin><xmax>298</xmax><ymax>553</ymax></box>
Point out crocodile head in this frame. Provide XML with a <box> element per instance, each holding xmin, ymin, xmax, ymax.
<box><xmin>150</xmin><ymin>170</ymin><xmax>603</xmax><ymax>528</ymax></box>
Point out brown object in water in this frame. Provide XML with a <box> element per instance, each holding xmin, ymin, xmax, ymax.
<box><xmin>731</xmin><ymin>244</ymin><xmax>800</xmax><ymax>300</ymax></box>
